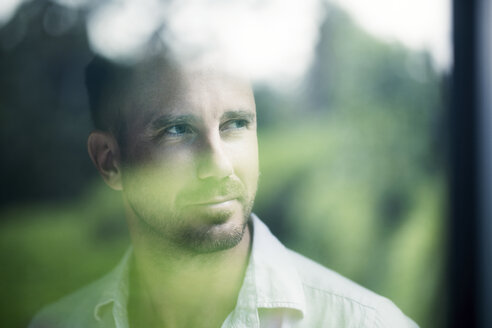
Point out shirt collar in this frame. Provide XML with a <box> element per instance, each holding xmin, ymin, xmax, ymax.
<box><xmin>94</xmin><ymin>247</ymin><xmax>132</xmax><ymax>327</ymax></box>
<box><xmin>247</xmin><ymin>214</ymin><xmax>306</xmax><ymax>315</ymax></box>
<box><xmin>92</xmin><ymin>214</ymin><xmax>306</xmax><ymax>324</ymax></box>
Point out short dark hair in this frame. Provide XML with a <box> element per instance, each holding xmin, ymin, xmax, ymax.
<box><xmin>84</xmin><ymin>56</ymin><xmax>131</xmax><ymax>135</ymax></box>
<box><xmin>84</xmin><ymin>55</ymin><xmax>178</xmax><ymax>144</ymax></box>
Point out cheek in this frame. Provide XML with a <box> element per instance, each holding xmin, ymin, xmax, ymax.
<box><xmin>228</xmin><ymin>138</ymin><xmax>259</xmax><ymax>190</ymax></box>
<box><xmin>122</xmin><ymin>144</ymin><xmax>197</xmax><ymax>195</ymax></box>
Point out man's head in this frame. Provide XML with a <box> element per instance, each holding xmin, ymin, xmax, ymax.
<box><xmin>86</xmin><ymin>56</ymin><xmax>259</xmax><ymax>254</ymax></box>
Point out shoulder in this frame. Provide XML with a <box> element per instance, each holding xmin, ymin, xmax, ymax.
<box><xmin>287</xmin><ymin>249</ymin><xmax>419</xmax><ymax>328</ymax></box>
<box><xmin>28</xmin><ymin>275</ymin><xmax>110</xmax><ymax>328</ymax></box>
<box><xmin>29</xmin><ymin>248</ymin><xmax>132</xmax><ymax>328</ymax></box>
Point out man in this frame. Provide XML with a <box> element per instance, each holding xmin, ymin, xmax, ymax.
<box><xmin>30</xmin><ymin>55</ymin><xmax>417</xmax><ymax>327</ymax></box>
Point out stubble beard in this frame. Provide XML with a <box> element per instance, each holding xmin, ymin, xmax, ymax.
<box><xmin>127</xmin><ymin>194</ymin><xmax>255</xmax><ymax>255</ymax></box>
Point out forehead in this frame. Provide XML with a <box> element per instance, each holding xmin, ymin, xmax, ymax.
<box><xmin>124</xmin><ymin>63</ymin><xmax>256</xmax><ymax>126</ymax></box>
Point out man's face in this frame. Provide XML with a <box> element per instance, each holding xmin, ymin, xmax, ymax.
<box><xmin>119</xmin><ymin>66</ymin><xmax>259</xmax><ymax>253</ymax></box>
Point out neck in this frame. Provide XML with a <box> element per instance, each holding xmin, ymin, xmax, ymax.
<box><xmin>126</xmin><ymin>212</ymin><xmax>252</xmax><ymax>328</ymax></box>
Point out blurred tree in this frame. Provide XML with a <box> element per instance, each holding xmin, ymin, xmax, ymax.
<box><xmin>254</xmin><ymin>4</ymin><xmax>446</xmax><ymax>327</ymax></box>
<box><xmin>0</xmin><ymin>1</ymin><xmax>447</xmax><ymax>327</ymax></box>
<box><xmin>0</xmin><ymin>0</ymin><xmax>95</xmax><ymax>207</ymax></box>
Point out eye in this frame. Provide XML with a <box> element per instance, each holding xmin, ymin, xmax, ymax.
<box><xmin>162</xmin><ymin>124</ymin><xmax>193</xmax><ymax>137</ymax></box>
<box><xmin>220</xmin><ymin>119</ymin><xmax>250</xmax><ymax>132</ymax></box>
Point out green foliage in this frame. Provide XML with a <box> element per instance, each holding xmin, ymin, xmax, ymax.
<box><xmin>252</xmin><ymin>6</ymin><xmax>446</xmax><ymax>327</ymax></box>
<box><xmin>0</xmin><ymin>2</ymin><xmax>446</xmax><ymax>328</ymax></box>
<box><xmin>0</xmin><ymin>184</ymin><xmax>129</xmax><ymax>328</ymax></box>
<box><xmin>255</xmin><ymin>114</ymin><xmax>445</xmax><ymax>327</ymax></box>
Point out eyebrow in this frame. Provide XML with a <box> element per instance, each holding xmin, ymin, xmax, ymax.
<box><xmin>149</xmin><ymin>109</ymin><xmax>256</xmax><ymax>131</ymax></box>
<box><xmin>221</xmin><ymin>110</ymin><xmax>256</xmax><ymax>122</ymax></box>
<box><xmin>150</xmin><ymin>114</ymin><xmax>197</xmax><ymax>130</ymax></box>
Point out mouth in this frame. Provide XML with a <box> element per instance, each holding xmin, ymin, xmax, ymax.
<box><xmin>180</xmin><ymin>196</ymin><xmax>243</xmax><ymax>225</ymax></box>
<box><xmin>189</xmin><ymin>197</ymin><xmax>238</xmax><ymax>207</ymax></box>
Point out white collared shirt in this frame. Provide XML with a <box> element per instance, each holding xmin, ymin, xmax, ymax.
<box><xmin>30</xmin><ymin>214</ymin><xmax>418</xmax><ymax>327</ymax></box>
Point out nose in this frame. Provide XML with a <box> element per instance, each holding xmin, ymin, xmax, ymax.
<box><xmin>196</xmin><ymin>134</ymin><xmax>234</xmax><ymax>180</ymax></box>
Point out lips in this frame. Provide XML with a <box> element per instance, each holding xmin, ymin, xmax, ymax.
<box><xmin>179</xmin><ymin>178</ymin><xmax>244</xmax><ymax>204</ymax></box>
<box><xmin>186</xmin><ymin>196</ymin><xmax>239</xmax><ymax>207</ymax></box>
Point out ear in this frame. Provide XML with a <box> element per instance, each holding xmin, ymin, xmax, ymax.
<box><xmin>87</xmin><ymin>131</ymin><xmax>123</xmax><ymax>191</ymax></box>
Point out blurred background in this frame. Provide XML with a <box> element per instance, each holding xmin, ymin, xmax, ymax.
<box><xmin>0</xmin><ymin>0</ymin><xmax>454</xmax><ymax>327</ymax></box>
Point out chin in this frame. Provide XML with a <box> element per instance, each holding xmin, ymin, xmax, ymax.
<box><xmin>175</xmin><ymin>211</ymin><xmax>250</xmax><ymax>254</ymax></box>
<box><xmin>128</xmin><ymin>194</ymin><xmax>254</xmax><ymax>254</ymax></box>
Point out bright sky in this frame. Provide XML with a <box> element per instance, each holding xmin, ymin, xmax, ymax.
<box><xmin>87</xmin><ymin>0</ymin><xmax>324</xmax><ymax>86</ymax></box>
<box><xmin>329</xmin><ymin>0</ymin><xmax>452</xmax><ymax>71</ymax></box>
<box><xmin>0</xmin><ymin>0</ymin><xmax>452</xmax><ymax>76</ymax></box>
<box><xmin>0</xmin><ymin>0</ymin><xmax>25</xmax><ymax>26</ymax></box>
